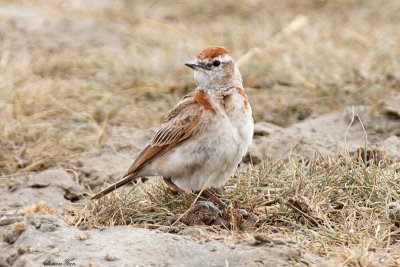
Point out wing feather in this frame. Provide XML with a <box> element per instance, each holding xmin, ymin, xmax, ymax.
<box><xmin>90</xmin><ymin>91</ymin><xmax>209</xmax><ymax>200</ymax></box>
<box><xmin>123</xmin><ymin>94</ymin><xmax>203</xmax><ymax>176</ymax></box>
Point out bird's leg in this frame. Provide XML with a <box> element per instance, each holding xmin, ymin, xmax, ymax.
<box><xmin>202</xmin><ymin>189</ymin><xmax>228</xmax><ymax>211</ymax></box>
<box><xmin>163</xmin><ymin>177</ymin><xmax>192</xmax><ymax>202</ymax></box>
<box><xmin>163</xmin><ymin>178</ymin><xmax>227</xmax><ymax>211</ymax></box>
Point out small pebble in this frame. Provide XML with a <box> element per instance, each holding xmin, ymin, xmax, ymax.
<box><xmin>17</xmin><ymin>246</ymin><xmax>27</xmax><ymax>255</ymax></box>
<box><xmin>0</xmin><ymin>216</ymin><xmax>21</xmax><ymax>226</ymax></box>
<box><xmin>253</xmin><ymin>233</ymin><xmax>273</xmax><ymax>244</ymax></box>
<box><xmin>105</xmin><ymin>254</ymin><xmax>117</xmax><ymax>261</ymax></box>
<box><xmin>76</xmin><ymin>232</ymin><xmax>90</xmax><ymax>241</ymax></box>
<box><xmin>208</xmin><ymin>246</ymin><xmax>217</xmax><ymax>252</ymax></box>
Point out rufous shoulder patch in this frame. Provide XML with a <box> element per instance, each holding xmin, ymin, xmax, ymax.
<box><xmin>197</xmin><ymin>46</ymin><xmax>230</xmax><ymax>60</ymax></box>
<box><xmin>236</xmin><ymin>87</ymin><xmax>249</xmax><ymax>109</ymax></box>
<box><xmin>194</xmin><ymin>90</ymin><xmax>216</xmax><ymax>114</ymax></box>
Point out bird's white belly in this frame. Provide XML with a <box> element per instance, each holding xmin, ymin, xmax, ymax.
<box><xmin>173</xmin><ymin>117</ymin><xmax>240</xmax><ymax>190</ymax></box>
<box><xmin>146</xmin><ymin>113</ymin><xmax>252</xmax><ymax>191</ymax></box>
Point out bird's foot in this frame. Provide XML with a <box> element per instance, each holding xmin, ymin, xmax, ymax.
<box><xmin>192</xmin><ymin>200</ymin><xmax>222</xmax><ymax>215</ymax></box>
<box><xmin>200</xmin><ymin>189</ymin><xmax>228</xmax><ymax>212</ymax></box>
<box><xmin>165</xmin><ymin>186</ymin><xmax>180</xmax><ymax>195</ymax></box>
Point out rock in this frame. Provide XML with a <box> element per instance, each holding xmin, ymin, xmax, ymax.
<box><xmin>382</xmin><ymin>92</ymin><xmax>400</xmax><ymax>118</ymax></box>
<box><xmin>0</xmin><ymin>214</ymin><xmax>23</xmax><ymax>226</ymax></box>
<box><xmin>3</xmin><ymin>231</ymin><xmax>18</xmax><ymax>244</ymax></box>
<box><xmin>178</xmin><ymin>228</ymin><xmax>208</xmax><ymax>239</ymax></box>
<box><xmin>0</xmin><ymin>214</ymin><xmax>332</xmax><ymax>266</ymax></box>
<box><xmin>253</xmin><ymin>233</ymin><xmax>274</xmax><ymax>245</ymax></box>
<box><xmin>1</xmin><ymin>222</ymin><xmax>26</xmax><ymax>245</ymax></box>
<box><xmin>388</xmin><ymin>202</ymin><xmax>400</xmax><ymax>224</ymax></box>
<box><xmin>0</xmin><ymin>170</ymin><xmax>85</xmax><ymax>213</ymax></box>
<box><xmin>378</xmin><ymin>136</ymin><xmax>400</xmax><ymax>163</ymax></box>
<box><xmin>105</xmin><ymin>253</ymin><xmax>117</xmax><ymax>261</ymax></box>
<box><xmin>24</xmin><ymin>215</ymin><xmax>62</xmax><ymax>234</ymax></box>
<box><xmin>253</xmin><ymin>122</ymin><xmax>281</xmax><ymax>136</ymax></box>
<box><xmin>28</xmin><ymin>170</ymin><xmax>81</xmax><ymax>193</ymax></box>
<box><xmin>76</xmin><ymin>232</ymin><xmax>90</xmax><ymax>241</ymax></box>
<box><xmin>17</xmin><ymin>246</ymin><xmax>27</xmax><ymax>255</ymax></box>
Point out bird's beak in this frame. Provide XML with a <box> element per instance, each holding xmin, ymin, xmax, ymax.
<box><xmin>185</xmin><ymin>60</ymin><xmax>208</xmax><ymax>71</ymax></box>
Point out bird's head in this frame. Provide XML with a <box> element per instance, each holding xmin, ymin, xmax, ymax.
<box><xmin>185</xmin><ymin>46</ymin><xmax>242</xmax><ymax>90</ymax></box>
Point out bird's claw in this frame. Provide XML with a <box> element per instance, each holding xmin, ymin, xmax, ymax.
<box><xmin>192</xmin><ymin>200</ymin><xmax>223</xmax><ymax>215</ymax></box>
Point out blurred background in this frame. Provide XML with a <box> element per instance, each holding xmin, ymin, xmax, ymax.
<box><xmin>1</xmin><ymin>0</ymin><xmax>399</xmax><ymax>175</ymax></box>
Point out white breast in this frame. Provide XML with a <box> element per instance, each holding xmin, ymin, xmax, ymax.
<box><xmin>197</xmin><ymin>88</ymin><xmax>253</xmax><ymax>189</ymax></box>
<box><xmin>224</xmin><ymin>90</ymin><xmax>254</xmax><ymax>149</ymax></box>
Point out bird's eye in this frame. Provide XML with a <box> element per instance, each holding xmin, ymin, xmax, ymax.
<box><xmin>212</xmin><ymin>61</ymin><xmax>221</xmax><ymax>67</ymax></box>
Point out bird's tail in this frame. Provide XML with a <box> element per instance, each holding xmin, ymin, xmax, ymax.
<box><xmin>90</xmin><ymin>173</ymin><xmax>138</xmax><ymax>200</ymax></box>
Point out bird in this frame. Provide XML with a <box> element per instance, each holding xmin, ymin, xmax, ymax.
<box><xmin>90</xmin><ymin>46</ymin><xmax>254</xmax><ymax>210</ymax></box>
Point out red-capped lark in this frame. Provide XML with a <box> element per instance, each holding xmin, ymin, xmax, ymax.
<box><xmin>91</xmin><ymin>46</ymin><xmax>254</xmax><ymax>211</ymax></box>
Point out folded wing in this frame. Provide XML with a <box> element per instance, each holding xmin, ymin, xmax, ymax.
<box><xmin>90</xmin><ymin>93</ymin><xmax>203</xmax><ymax>199</ymax></box>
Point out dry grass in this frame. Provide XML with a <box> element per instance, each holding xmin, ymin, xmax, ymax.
<box><xmin>18</xmin><ymin>201</ymin><xmax>56</xmax><ymax>216</ymax></box>
<box><xmin>68</xmin><ymin>156</ymin><xmax>400</xmax><ymax>265</ymax></box>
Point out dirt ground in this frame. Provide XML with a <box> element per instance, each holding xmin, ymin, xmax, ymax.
<box><xmin>1</xmin><ymin>1</ymin><xmax>400</xmax><ymax>266</ymax></box>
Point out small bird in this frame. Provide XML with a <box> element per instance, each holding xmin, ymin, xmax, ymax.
<box><xmin>91</xmin><ymin>46</ymin><xmax>254</xmax><ymax>210</ymax></box>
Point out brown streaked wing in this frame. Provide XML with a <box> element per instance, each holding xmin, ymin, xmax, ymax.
<box><xmin>123</xmin><ymin>93</ymin><xmax>202</xmax><ymax>177</ymax></box>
